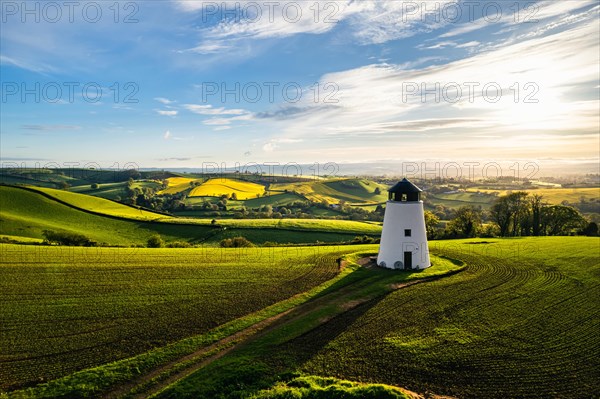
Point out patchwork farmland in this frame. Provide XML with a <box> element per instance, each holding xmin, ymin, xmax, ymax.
<box><xmin>0</xmin><ymin>168</ymin><xmax>598</xmax><ymax>398</ymax></box>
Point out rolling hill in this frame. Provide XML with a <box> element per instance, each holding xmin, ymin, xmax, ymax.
<box><xmin>0</xmin><ymin>186</ymin><xmax>381</xmax><ymax>245</ymax></box>
<box><xmin>270</xmin><ymin>178</ymin><xmax>389</xmax><ymax>205</ymax></box>
<box><xmin>0</xmin><ymin>186</ymin><xmax>209</xmax><ymax>245</ymax></box>
<box><xmin>70</xmin><ymin>181</ymin><xmax>162</xmax><ymax>200</ymax></box>
<box><xmin>26</xmin><ymin>186</ymin><xmax>169</xmax><ymax>221</ymax></box>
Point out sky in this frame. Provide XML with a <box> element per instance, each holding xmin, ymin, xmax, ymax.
<box><xmin>1</xmin><ymin>0</ymin><xmax>599</xmax><ymax>172</ymax></box>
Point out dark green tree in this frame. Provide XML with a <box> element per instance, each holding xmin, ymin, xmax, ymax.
<box><xmin>446</xmin><ymin>206</ymin><xmax>482</xmax><ymax>238</ymax></box>
<box><xmin>147</xmin><ymin>234</ymin><xmax>164</xmax><ymax>248</ymax></box>
<box><xmin>424</xmin><ymin>211</ymin><xmax>440</xmax><ymax>239</ymax></box>
<box><xmin>541</xmin><ymin>205</ymin><xmax>586</xmax><ymax>236</ymax></box>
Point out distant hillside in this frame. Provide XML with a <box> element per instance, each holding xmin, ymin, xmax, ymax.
<box><xmin>0</xmin><ymin>167</ymin><xmax>174</xmax><ymax>189</ymax></box>
<box><xmin>70</xmin><ymin>180</ymin><xmax>161</xmax><ymax>200</ymax></box>
<box><xmin>271</xmin><ymin>178</ymin><xmax>389</xmax><ymax>205</ymax></box>
<box><xmin>159</xmin><ymin>176</ymin><xmax>390</xmax><ymax>207</ymax></box>
<box><xmin>0</xmin><ymin>186</ymin><xmax>380</xmax><ymax>246</ymax></box>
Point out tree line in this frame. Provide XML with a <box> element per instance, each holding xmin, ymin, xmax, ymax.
<box><xmin>426</xmin><ymin>191</ymin><xmax>597</xmax><ymax>239</ymax></box>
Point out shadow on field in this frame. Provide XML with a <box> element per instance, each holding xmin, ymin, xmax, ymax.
<box><xmin>272</xmin><ymin>294</ymin><xmax>386</xmax><ymax>366</ymax></box>
<box><xmin>153</xmin><ymin>261</ymin><xmax>460</xmax><ymax>399</ymax></box>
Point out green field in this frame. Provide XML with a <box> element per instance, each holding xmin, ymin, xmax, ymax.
<box><xmin>27</xmin><ymin>186</ymin><xmax>168</xmax><ymax>221</ymax></box>
<box><xmin>69</xmin><ymin>181</ymin><xmax>128</xmax><ymax>199</ymax></box>
<box><xmin>469</xmin><ymin>186</ymin><xmax>600</xmax><ymax>204</ymax></box>
<box><xmin>426</xmin><ymin>191</ymin><xmax>496</xmax><ymax>210</ymax></box>
<box><xmin>287</xmin><ymin>237</ymin><xmax>600</xmax><ymax>398</ymax></box>
<box><xmin>244</xmin><ymin>192</ymin><xmax>306</xmax><ymax>207</ymax></box>
<box><xmin>70</xmin><ymin>181</ymin><xmax>161</xmax><ymax>201</ymax></box>
<box><xmin>1</xmin><ymin>238</ymin><xmax>598</xmax><ymax>398</ymax></box>
<box><xmin>151</xmin><ymin>237</ymin><xmax>599</xmax><ymax>399</ymax></box>
<box><xmin>0</xmin><ymin>244</ymin><xmax>356</xmax><ymax>392</ymax></box>
<box><xmin>167</xmin><ymin>218</ymin><xmax>382</xmax><ymax>233</ymax></box>
<box><xmin>0</xmin><ymin>245</ymin><xmax>460</xmax><ymax>398</ymax></box>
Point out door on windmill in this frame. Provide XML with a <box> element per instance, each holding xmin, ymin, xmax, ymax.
<box><xmin>403</xmin><ymin>251</ymin><xmax>413</xmax><ymax>270</ymax></box>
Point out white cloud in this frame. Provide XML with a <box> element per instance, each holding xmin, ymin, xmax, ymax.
<box><xmin>176</xmin><ymin>0</ymin><xmax>458</xmax><ymax>53</ymax></box>
<box><xmin>255</xmin><ymin>13</ymin><xmax>599</xmax><ymax>159</ymax></box>
<box><xmin>263</xmin><ymin>142</ymin><xmax>276</xmax><ymax>152</ymax></box>
<box><xmin>162</xmin><ymin>129</ymin><xmax>194</xmax><ymax>141</ymax></box>
<box><xmin>203</xmin><ymin>118</ymin><xmax>231</xmax><ymax>125</ymax></box>
<box><xmin>440</xmin><ymin>19</ymin><xmax>488</xmax><ymax>38</ymax></box>
<box><xmin>0</xmin><ymin>55</ymin><xmax>57</xmax><ymax>74</ymax></box>
<box><xmin>21</xmin><ymin>124</ymin><xmax>81</xmax><ymax>131</ymax></box>
<box><xmin>155</xmin><ymin>97</ymin><xmax>175</xmax><ymax>105</ymax></box>
<box><xmin>419</xmin><ymin>40</ymin><xmax>480</xmax><ymax>50</ymax></box>
<box><xmin>440</xmin><ymin>0</ymin><xmax>596</xmax><ymax>39</ymax></box>
<box><xmin>275</xmin><ymin>138</ymin><xmax>303</xmax><ymax>143</ymax></box>
<box><xmin>262</xmin><ymin>137</ymin><xmax>303</xmax><ymax>152</ymax></box>
<box><xmin>183</xmin><ymin>104</ymin><xmax>249</xmax><ymax>116</ymax></box>
<box><xmin>184</xmin><ymin>42</ymin><xmax>231</xmax><ymax>54</ymax></box>
<box><xmin>155</xmin><ymin>109</ymin><xmax>178</xmax><ymax>116</ymax></box>
<box><xmin>183</xmin><ymin>104</ymin><xmax>254</xmax><ymax>128</ymax></box>
<box><xmin>456</xmin><ymin>41</ymin><xmax>480</xmax><ymax>48</ymax></box>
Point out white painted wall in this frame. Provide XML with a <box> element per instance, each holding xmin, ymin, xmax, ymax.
<box><xmin>377</xmin><ymin>201</ymin><xmax>431</xmax><ymax>269</ymax></box>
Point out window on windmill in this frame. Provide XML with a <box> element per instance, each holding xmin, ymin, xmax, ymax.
<box><xmin>405</xmin><ymin>229</ymin><xmax>411</xmax><ymax>237</ymax></box>
<box><xmin>401</xmin><ymin>194</ymin><xmax>407</xmax><ymax>201</ymax></box>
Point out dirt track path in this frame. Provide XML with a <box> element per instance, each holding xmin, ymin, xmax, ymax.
<box><xmin>103</xmin><ymin>307</ymin><xmax>296</xmax><ymax>399</ymax></box>
<box><xmin>103</xmin><ymin>260</ymin><xmax>461</xmax><ymax>399</ymax></box>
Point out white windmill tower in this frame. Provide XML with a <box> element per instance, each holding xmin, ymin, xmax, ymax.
<box><xmin>377</xmin><ymin>178</ymin><xmax>431</xmax><ymax>270</ymax></box>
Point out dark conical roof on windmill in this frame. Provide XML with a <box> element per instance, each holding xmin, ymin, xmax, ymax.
<box><xmin>388</xmin><ymin>178</ymin><xmax>422</xmax><ymax>201</ymax></box>
<box><xmin>388</xmin><ymin>178</ymin><xmax>422</xmax><ymax>193</ymax></box>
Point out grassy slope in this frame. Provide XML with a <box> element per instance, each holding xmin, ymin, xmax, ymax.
<box><xmin>0</xmin><ymin>175</ymin><xmax>59</xmax><ymax>188</ymax></box>
<box><xmin>0</xmin><ymin>169</ymin><xmax>168</xmax><ymax>189</ymax></box>
<box><xmin>322</xmin><ymin>179</ymin><xmax>389</xmax><ymax>203</ymax></box>
<box><xmin>0</xmin><ymin>172</ymin><xmax>84</xmax><ymax>188</ymax></box>
<box><xmin>28</xmin><ymin>186</ymin><xmax>168</xmax><ymax>221</ymax></box>
<box><xmin>271</xmin><ymin>178</ymin><xmax>389</xmax><ymax>205</ymax></box>
<box><xmin>165</xmin><ymin>177</ymin><xmax>388</xmax><ymax>205</ymax></box>
<box><xmin>70</xmin><ymin>181</ymin><xmax>127</xmax><ymax>199</ymax></box>
<box><xmin>244</xmin><ymin>192</ymin><xmax>306</xmax><ymax>207</ymax></box>
<box><xmin>295</xmin><ymin>237</ymin><xmax>600</xmax><ymax>398</ymax></box>
<box><xmin>0</xmin><ymin>186</ymin><xmax>217</xmax><ymax>245</ymax></box>
<box><xmin>0</xmin><ymin>244</ymin><xmax>357</xmax><ymax>392</ymax></box>
<box><xmin>184</xmin><ymin>193</ymin><xmax>306</xmax><ymax>211</ymax></box>
<box><xmin>70</xmin><ymin>181</ymin><xmax>161</xmax><ymax>201</ymax></box>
